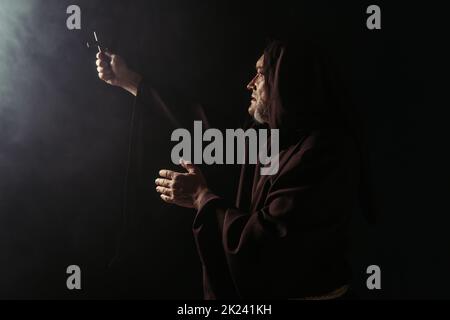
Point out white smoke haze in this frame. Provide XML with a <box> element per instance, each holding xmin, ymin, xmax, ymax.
<box><xmin>0</xmin><ymin>0</ymin><xmax>36</xmax><ymax>142</ymax></box>
<box><xmin>0</xmin><ymin>0</ymin><xmax>130</xmax><ymax>298</ymax></box>
<box><xmin>0</xmin><ymin>0</ymin><xmax>82</xmax><ymax>143</ymax></box>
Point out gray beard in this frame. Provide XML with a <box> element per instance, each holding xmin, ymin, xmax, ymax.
<box><xmin>253</xmin><ymin>101</ymin><xmax>269</xmax><ymax>124</ymax></box>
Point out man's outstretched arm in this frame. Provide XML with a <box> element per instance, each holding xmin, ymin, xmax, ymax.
<box><xmin>95</xmin><ymin>51</ymin><xmax>207</xmax><ymax>129</ymax></box>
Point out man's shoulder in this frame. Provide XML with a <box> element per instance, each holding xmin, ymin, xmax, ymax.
<box><xmin>299</xmin><ymin>127</ymin><xmax>355</xmax><ymax>152</ymax></box>
<box><xmin>279</xmin><ymin>127</ymin><xmax>357</xmax><ymax>172</ymax></box>
<box><xmin>292</xmin><ymin>129</ymin><xmax>334</xmax><ymax>153</ymax></box>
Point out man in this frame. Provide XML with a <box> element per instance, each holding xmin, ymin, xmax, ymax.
<box><xmin>96</xmin><ymin>39</ymin><xmax>361</xmax><ymax>299</ymax></box>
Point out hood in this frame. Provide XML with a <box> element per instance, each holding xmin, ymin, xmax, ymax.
<box><xmin>264</xmin><ymin>39</ymin><xmax>347</xmax><ymax>134</ymax></box>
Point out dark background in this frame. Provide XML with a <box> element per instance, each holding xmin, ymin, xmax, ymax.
<box><xmin>0</xmin><ymin>0</ymin><xmax>448</xmax><ymax>299</ymax></box>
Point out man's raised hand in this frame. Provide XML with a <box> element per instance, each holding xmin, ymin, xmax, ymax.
<box><xmin>95</xmin><ymin>51</ymin><xmax>142</xmax><ymax>96</ymax></box>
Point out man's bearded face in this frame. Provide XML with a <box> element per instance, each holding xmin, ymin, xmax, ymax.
<box><xmin>247</xmin><ymin>55</ymin><xmax>269</xmax><ymax>124</ymax></box>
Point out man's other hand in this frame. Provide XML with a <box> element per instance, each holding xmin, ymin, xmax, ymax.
<box><xmin>156</xmin><ymin>160</ymin><xmax>210</xmax><ymax>210</ymax></box>
<box><xmin>96</xmin><ymin>51</ymin><xmax>142</xmax><ymax>96</ymax></box>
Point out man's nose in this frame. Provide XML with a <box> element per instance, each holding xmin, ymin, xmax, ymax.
<box><xmin>247</xmin><ymin>75</ymin><xmax>256</xmax><ymax>90</ymax></box>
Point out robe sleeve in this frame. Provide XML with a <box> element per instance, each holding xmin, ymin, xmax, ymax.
<box><xmin>113</xmin><ymin>76</ymin><xmax>210</xmax><ymax>285</ymax></box>
<box><xmin>135</xmin><ymin>78</ymin><xmax>208</xmax><ymax>129</ymax></box>
<box><xmin>192</xmin><ymin>132</ymin><xmax>359</xmax><ymax>299</ymax></box>
<box><xmin>121</xmin><ymin>77</ymin><xmax>207</xmax><ymax>230</ymax></box>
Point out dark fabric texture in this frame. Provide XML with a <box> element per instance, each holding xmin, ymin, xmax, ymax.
<box><xmin>193</xmin><ymin>128</ymin><xmax>359</xmax><ymax>299</ymax></box>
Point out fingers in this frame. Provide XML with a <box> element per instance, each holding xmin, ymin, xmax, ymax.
<box><xmin>159</xmin><ymin>170</ymin><xmax>176</xmax><ymax>179</ymax></box>
<box><xmin>98</xmin><ymin>72</ymin><xmax>114</xmax><ymax>82</ymax></box>
<box><xmin>156</xmin><ymin>171</ymin><xmax>179</xmax><ymax>204</ymax></box>
<box><xmin>96</xmin><ymin>52</ymin><xmax>106</xmax><ymax>61</ymax></box>
<box><xmin>97</xmin><ymin>66</ymin><xmax>111</xmax><ymax>74</ymax></box>
<box><xmin>96</xmin><ymin>51</ymin><xmax>114</xmax><ymax>60</ymax></box>
<box><xmin>96</xmin><ymin>52</ymin><xmax>114</xmax><ymax>82</ymax></box>
<box><xmin>96</xmin><ymin>59</ymin><xmax>109</xmax><ymax>68</ymax></box>
<box><xmin>102</xmin><ymin>51</ymin><xmax>118</xmax><ymax>67</ymax></box>
<box><xmin>180</xmin><ymin>159</ymin><xmax>196</xmax><ymax>174</ymax></box>
<box><xmin>96</xmin><ymin>52</ymin><xmax>113</xmax><ymax>71</ymax></box>
<box><xmin>160</xmin><ymin>194</ymin><xmax>174</xmax><ymax>203</ymax></box>
<box><xmin>156</xmin><ymin>186</ymin><xmax>172</xmax><ymax>197</ymax></box>
<box><xmin>155</xmin><ymin>178</ymin><xmax>171</xmax><ymax>188</ymax></box>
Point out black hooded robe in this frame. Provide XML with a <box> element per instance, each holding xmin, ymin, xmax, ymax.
<box><xmin>125</xmin><ymin>40</ymin><xmax>361</xmax><ymax>299</ymax></box>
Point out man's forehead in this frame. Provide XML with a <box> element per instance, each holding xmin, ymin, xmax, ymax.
<box><xmin>256</xmin><ymin>55</ymin><xmax>264</xmax><ymax>69</ymax></box>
